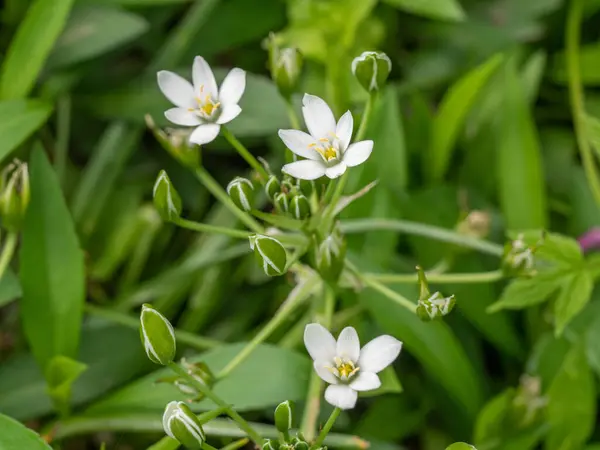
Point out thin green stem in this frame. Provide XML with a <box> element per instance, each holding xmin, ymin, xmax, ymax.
<box><xmin>84</xmin><ymin>304</ymin><xmax>221</xmax><ymax>350</ymax></box>
<box><xmin>216</xmin><ymin>276</ymin><xmax>318</xmax><ymax>379</ymax></box>
<box><xmin>285</xmin><ymin>98</ymin><xmax>301</xmax><ymax>130</ymax></box>
<box><xmin>194</xmin><ymin>167</ymin><xmax>263</xmax><ymax>233</ymax></box>
<box><xmin>355</xmin><ymin>91</ymin><xmax>377</xmax><ymax>142</ymax></box>
<box><xmin>0</xmin><ymin>232</ymin><xmax>18</xmax><ymax>279</ymax></box>
<box><xmin>168</xmin><ymin>362</ymin><xmax>264</xmax><ymax>445</ymax></box>
<box><xmin>367</xmin><ymin>269</ymin><xmax>503</xmax><ymax>285</ymax></box>
<box><xmin>174</xmin><ymin>217</ymin><xmax>253</xmax><ymax>239</ymax></box>
<box><xmin>566</xmin><ymin>0</ymin><xmax>600</xmax><ymax>206</ymax></box>
<box><xmin>203</xmin><ymin>443</ymin><xmax>220</xmax><ymax>450</ymax></box>
<box><xmin>55</xmin><ymin>95</ymin><xmax>71</xmax><ymax>185</ymax></box>
<box><xmin>221</xmin><ymin>127</ymin><xmax>269</xmax><ymax>181</ymax></box>
<box><xmin>311</xmin><ymin>407</ymin><xmax>341</xmax><ymax>449</ymax></box>
<box><xmin>219</xmin><ymin>438</ymin><xmax>249</xmax><ymax>450</ymax></box>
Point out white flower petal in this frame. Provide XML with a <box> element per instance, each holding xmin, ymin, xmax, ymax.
<box><xmin>324</xmin><ymin>384</ymin><xmax>357</xmax><ymax>410</ymax></box>
<box><xmin>283</xmin><ymin>160</ymin><xmax>327</xmax><ymax>181</ymax></box>
<box><xmin>359</xmin><ymin>335</ymin><xmax>402</xmax><ymax>374</ymax></box>
<box><xmin>163</xmin><ymin>401</ymin><xmax>179</xmax><ymax>438</ymax></box>
<box><xmin>216</xmin><ymin>104</ymin><xmax>242</xmax><ymax>124</ymax></box>
<box><xmin>165</xmin><ymin>107</ymin><xmax>202</xmax><ymax>126</ymax></box>
<box><xmin>349</xmin><ymin>372</ymin><xmax>381</xmax><ymax>391</ymax></box>
<box><xmin>325</xmin><ymin>162</ymin><xmax>347</xmax><ymax>179</ymax></box>
<box><xmin>336</xmin><ymin>326</ymin><xmax>360</xmax><ymax>363</ymax></box>
<box><xmin>278</xmin><ymin>129</ymin><xmax>320</xmax><ymax>160</ymax></box>
<box><xmin>314</xmin><ymin>360</ymin><xmax>338</xmax><ymax>384</ymax></box>
<box><xmin>219</xmin><ymin>68</ymin><xmax>246</xmax><ymax>105</ymax></box>
<box><xmin>189</xmin><ymin>124</ymin><xmax>221</xmax><ymax>145</ymax></box>
<box><xmin>304</xmin><ymin>323</ymin><xmax>336</xmax><ymax>362</ymax></box>
<box><xmin>193</xmin><ymin>56</ymin><xmax>218</xmax><ymax>99</ymax></box>
<box><xmin>343</xmin><ymin>140</ymin><xmax>373</xmax><ymax>167</ymax></box>
<box><xmin>336</xmin><ymin>111</ymin><xmax>353</xmax><ymax>151</ymax></box>
<box><xmin>302</xmin><ymin>94</ymin><xmax>336</xmax><ymax>139</ymax></box>
<box><xmin>157</xmin><ymin>71</ymin><xmax>195</xmax><ymax>108</ymax></box>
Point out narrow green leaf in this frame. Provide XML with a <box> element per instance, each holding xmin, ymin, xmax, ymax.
<box><xmin>0</xmin><ymin>268</ymin><xmax>22</xmax><ymax>307</ymax></box>
<box><xmin>46</xmin><ymin>355</ymin><xmax>87</xmax><ymax>415</ymax></box>
<box><xmin>382</xmin><ymin>0</ymin><xmax>465</xmax><ymax>21</ymax></box>
<box><xmin>0</xmin><ymin>414</ymin><xmax>52</xmax><ymax>450</ymax></box>
<box><xmin>0</xmin><ymin>99</ymin><xmax>52</xmax><ymax>164</ymax></box>
<box><xmin>359</xmin><ymin>366</ymin><xmax>402</xmax><ymax>398</ymax></box>
<box><xmin>427</xmin><ymin>54</ymin><xmax>504</xmax><ymax>181</ymax></box>
<box><xmin>554</xmin><ymin>270</ymin><xmax>593</xmax><ymax>336</ymax></box>
<box><xmin>20</xmin><ymin>146</ymin><xmax>86</xmax><ymax>370</ymax></box>
<box><xmin>0</xmin><ymin>0</ymin><xmax>76</xmax><ymax>99</ymax></box>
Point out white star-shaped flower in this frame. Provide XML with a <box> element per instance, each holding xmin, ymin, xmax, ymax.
<box><xmin>157</xmin><ymin>56</ymin><xmax>246</xmax><ymax>145</ymax></box>
<box><xmin>304</xmin><ymin>323</ymin><xmax>402</xmax><ymax>410</ymax></box>
<box><xmin>278</xmin><ymin>94</ymin><xmax>374</xmax><ymax>180</ymax></box>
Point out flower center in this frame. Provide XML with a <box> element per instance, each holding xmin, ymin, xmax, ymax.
<box><xmin>309</xmin><ymin>137</ymin><xmax>340</xmax><ymax>163</ymax></box>
<box><xmin>330</xmin><ymin>356</ymin><xmax>359</xmax><ymax>381</ymax></box>
<box><xmin>190</xmin><ymin>86</ymin><xmax>220</xmax><ymax>120</ymax></box>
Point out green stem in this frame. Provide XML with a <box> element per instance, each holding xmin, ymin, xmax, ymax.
<box><xmin>355</xmin><ymin>91</ymin><xmax>377</xmax><ymax>142</ymax></box>
<box><xmin>367</xmin><ymin>269</ymin><xmax>503</xmax><ymax>285</ymax></box>
<box><xmin>203</xmin><ymin>443</ymin><xmax>220</xmax><ymax>450</ymax></box>
<box><xmin>55</xmin><ymin>95</ymin><xmax>71</xmax><ymax>185</ymax></box>
<box><xmin>221</xmin><ymin>127</ymin><xmax>269</xmax><ymax>181</ymax></box>
<box><xmin>566</xmin><ymin>0</ymin><xmax>600</xmax><ymax>206</ymax></box>
<box><xmin>168</xmin><ymin>362</ymin><xmax>264</xmax><ymax>445</ymax></box>
<box><xmin>84</xmin><ymin>304</ymin><xmax>221</xmax><ymax>350</ymax></box>
<box><xmin>311</xmin><ymin>407</ymin><xmax>341</xmax><ymax>449</ymax></box>
<box><xmin>174</xmin><ymin>217</ymin><xmax>253</xmax><ymax>239</ymax></box>
<box><xmin>194</xmin><ymin>167</ymin><xmax>263</xmax><ymax>233</ymax></box>
<box><xmin>0</xmin><ymin>232</ymin><xmax>18</xmax><ymax>279</ymax></box>
<box><xmin>285</xmin><ymin>98</ymin><xmax>301</xmax><ymax>130</ymax></box>
<box><xmin>219</xmin><ymin>438</ymin><xmax>249</xmax><ymax>450</ymax></box>
<box><xmin>216</xmin><ymin>276</ymin><xmax>318</xmax><ymax>379</ymax></box>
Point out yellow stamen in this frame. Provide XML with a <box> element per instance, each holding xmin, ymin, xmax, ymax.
<box><xmin>323</xmin><ymin>147</ymin><xmax>337</xmax><ymax>160</ymax></box>
<box><xmin>319</xmin><ymin>138</ymin><xmax>329</xmax><ymax>142</ymax></box>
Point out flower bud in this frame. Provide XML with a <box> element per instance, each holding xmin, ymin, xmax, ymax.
<box><xmin>290</xmin><ymin>194</ymin><xmax>310</xmax><ymax>220</ymax></box>
<box><xmin>163</xmin><ymin>401</ymin><xmax>205</xmax><ymax>449</ymax></box>
<box><xmin>139</xmin><ymin>304</ymin><xmax>176</xmax><ymax>365</ymax></box>
<box><xmin>0</xmin><ymin>160</ymin><xmax>29</xmax><ymax>232</ymax></box>
<box><xmin>249</xmin><ymin>234</ymin><xmax>287</xmax><ymax>276</ymax></box>
<box><xmin>455</xmin><ymin>210</ymin><xmax>491</xmax><ymax>240</ymax></box>
<box><xmin>415</xmin><ymin>266</ymin><xmax>456</xmax><ymax>321</ymax></box>
<box><xmin>275</xmin><ymin>192</ymin><xmax>290</xmax><ymax>214</ymax></box>
<box><xmin>351</xmin><ymin>51</ymin><xmax>391</xmax><ymax>92</ymax></box>
<box><xmin>263</xmin><ymin>439</ymin><xmax>279</xmax><ymax>450</ymax></box>
<box><xmin>265</xmin><ymin>175</ymin><xmax>281</xmax><ymax>201</ymax></box>
<box><xmin>157</xmin><ymin>359</ymin><xmax>214</xmax><ymax>401</ymax></box>
<box><xmin>153</xmin><ymin>170</ymin><xmax>182</xmax><ymax>222</ymax></box>
<box><xmin>298</xmin><ymin>179</ymin><xmax>314</xmax><ymax>197</ymax></box>
<box><xmin>314</xmin><ymin>227</ymin><xmax>346</xmax><ymax>282</ymax></box>
<box><xmin>268</xmin><ymin>34</ymin><xmax>303</xmax><ymax>98</ymax></box>
<box><xmin>146</xmin><ymin>115</ymin><xmax>200</xmax><ymax>169</ymax></box>
<box><xmin>227</xmin><ymin>177</ymin><xmax>254</xmax><ymax>212</ymax></box>
<box><xmin>274</xmin><ymin>400</ymin><xmax>293</xmax><ymax>433</ymax></box>
<box><xmin>502</xmin><ymin>233</ymin><xmax>539</xmax><ymax>276</ymax></box>
<box><xmin>292</xmin><ymin>434</ymin><xmax>309</xmax><ymax>450</ymax></box>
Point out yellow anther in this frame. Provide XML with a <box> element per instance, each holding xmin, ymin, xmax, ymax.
<box><xmin>199</xmin><ymin>85</ymin><xmax>204</xmax><ymax>93</ymax></box>
<box><xmin>319</xmin><ymin>138</ymin><xmax>329</xmax><ymax>142</ymax></box>
<box><xmin>323</xmin><ymin>147</ymin><xmax>337</xmax><ymax>160</ymax></box>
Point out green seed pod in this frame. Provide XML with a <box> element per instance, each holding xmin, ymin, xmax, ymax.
<box><xmin>0</xmin><ymin>160</ymin><xmax>29</xmax><ymax>232</ymax></box>
<box><xmin>139</xmin><ymin>304</ymin><xmax>176</xmax><ymax>365</ymax></box>
<box><xmin>351</xmin><ymin>51</ymin><xmax>392</xmax><ymax>92</ymax></box>
<box><xmin>163</xmin><ymin>401</ymin><xmax>205</xmax><ymax>449</ymax></box>
<box><xmin>249</xmin><ymin>234</ymin><xmax>287</xmax><ymax>277</ymax></box>
<box><xmin>290</xmin><ymin>194</ymin><xmax>310</xmax><ymax>220</ymax></box>
<box><xmin>274</xmin><ymin>400</ymin><xmax>293</xmax><ymax>433</ymax></box>
<box><xmin>265</xmin><ymin>175</ymin><xmax>281</xmax><ymax>201</ymax></box>
<box><xmin>274</xmin><ymin>192</ymin><xmax>290</xmax><ymax>214</ymax></box>
<box><xmin>153</xmin><ymin>170</ymin><xmax>182</xmax><ymax>222</ymax></box>
<box><xmin>227</xmin><ymin>177</ymin><xmax>254</xmax><ymax>212</ymax></box>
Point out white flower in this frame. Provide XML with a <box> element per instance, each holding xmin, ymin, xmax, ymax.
<box><xmin>304</xmin><ymin>323</ymin><xmax>402</xmax><ymax>410</ymax></box>
<box><xmin>157</xmin><ymin>56</ymin><xmax>246</xmax><ymax>145</ymax></box>
<box><xmin>278</xmin><ymin>94</ymin><xmax>373</xmax><ymax>180</ymax></box>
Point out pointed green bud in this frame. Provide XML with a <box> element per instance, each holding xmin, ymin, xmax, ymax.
<box><xmin>139</xmin><ymin>304</ymin><xmax>176</xmax><ymax>365</ymax></box>
<box><xmin>0</xmin><ymin>160</ymin><xmax>29</xmax><ymax>232</ymax></box>
<box><xmin>315</xmin><ymin>227</ymin><xmax>346</xmax><ymax>282</ymax></box>
<box><xmin>153</xmin><ymin>170</ymin><xmax>182</xmax><ymax>222</ymax></box>
<box><xmin>263</xmin><ymin>439</ymin><xmax>280</xmax><ymax>450</ymax></box>
<box><xmin>275</xmin><ymin>192</ymin><xmax>290</xmax><ymax>214</ymax></box>
<box><xmin>351</xmin><ymin>51</ymin><xmax>391</xmax><ymax>92</ymax></box>
<box><xmin>163</xmin><ymin>401</ymin><xmax>205</xmax><ymax>449</ymax></box>
<box><xmin>290</xmin><ymin>194</ymin><xmax>310</xmax><ymax>220</ymax></box>
<box><xmin>227</xmin><ymin>177</ymin><xmax>254</xmax><ymax>212</ymax></box>
<box><xmin>274</xmin><ymin>400</ymin><xmax>293</xmax><ymax>433</ymax></box>
<box><xmin>265</xmin><ymin>176</ymin><xmax>281</xmax><ymax>201</ymax></box>
<box><xmin>298</xmin><ymin>179</ymin><xmax>314</xmax><ymax>197</ymax></box>
<box><xmin>294</xmin><ymin>442</ymin><xmax>309</xmax><ymax>450</ymax></box>
<box><xmin>249</xmin><ymin>234</ymin><xmax>287</xmax><ymax>276</ymax></box>
<box><xmin>415</xmin><ymin>267</ymin><xmax>456</xmax><ymax>321</ymax></box>
<box><xmin>268</xmin><ymin>34</ymin><xmax>303</xmax><ymax>98</ymax></box>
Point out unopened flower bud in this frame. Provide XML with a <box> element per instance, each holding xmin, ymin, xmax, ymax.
<box><xmin>0</xmin><ymin>160</ymin><xmax>29</xmax><ymax>232</ymax></box>
<box><xmin>163</xmin><ymin>401</ymin><xmax>205</xmax><ymax>449</ymax></box>
<box><xmin>415</xmin><ymin>266</ymin><xmax>456</xmax><ymax>321</ymax></box>
<box><xmin>227</xmin><ymin>177</ymin><xmax>254</xmax><ymax>212</ymax></box>
<box><xmin>455</xmin><ymin>210</ymin><xmax>491</xmax><ymax>240</ymax></box>
<box><xmin>146</xmin><ymin>115</ymin><xmax>200</xmax><ymax>169</ymax></box>
<box><xmin>292</xmin><ymin>434</ymin><xmax>309</xmax><ymax>450</ymax></box>
<box><xmin>315</xmin><ymin>227</ymin><xmax>346</xmax><ymax>282</ymax></box>
<box><xmin>265</xmin><ymin>176</ymin><xmax>281</xmax><ymax>201</ymax></box>
<box><xmin>298</xmin><ymin>179</ymin><xmax>314</xmax><ymax>197</ymax></box>
<box><xmin>153</xmin><ymin>170</ymin><xmax>182</xmax><ymax>222</ymax></box>
<box><xmin>275</xmin><ymin>192</ymin><xmax>290</xmax><ymax>214</ymax></box>
<box><xmin>502</xmin><ymin>233</ymin><xmax>542</xmax><ymax>276</ymax></box>
<box><xmin>268</xmin><ymin>34</ymin><xmax>303</xmax><ymax>98</ymax></box>
<box><xmin>351</xmin><ymin>51</ymin><xmax>391</xmax><ymax>92</ymax></box>
<box><xmin>274</xmin><ymin>400</ymin><xmax>293</xmax><ymax>433</ymax></box>
<box><xmin>158</xmin><ymin>359</ymin><xmax>214</xmax><ymax>401</ymax></box>
<box><xmin>140</xmin><ymin>304</ymin><xmax>176</xmax><ymax>365</ymax></box>
<box><xmin>249</xmin><ymin>234</ymin><xmax>287</xmax><ymax>276</ymax></box>
<box><xmin>290</xmin><ymin>194</ymin><xmax>310</xmax><ymax>220</ymax></box>
<box><xmin>263</xmin><ymin>440</ymin><xmax>280</xmax><ymax>450</ymax></box>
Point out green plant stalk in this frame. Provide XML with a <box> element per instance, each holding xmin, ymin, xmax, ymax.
<box><xmin>355</xmin><ymin>91</ymin><xmax>377</xmax><ymax>142</ymax></box>
<box><xmin>174</xmin><ymin>217</ymin><xmax>254</xmax><ymax>239</ymax></box>
<box><xmin>203</xmin><ymin>443</ymin><xmax>220</xmax><ymax>450</ymax></box>
<box><xmin>168</xmin><ymin>362</ymin><xmax>264</xmax><ymax>445</ymax></box>
<box><xmin>221</xmin><ymin>127</ymin><xmax>269</xmax><ymax>181</ymax></box>
<box><xmin>285</xmin><ymin>98</ymin><xmax>301</xmax><ymax>130</ymax></box>
<box><xmin>220</xmin><ymin>438</ymin><xmax>249</xmax><ymax>450</ymax></box>
<box><xmin>55</xmin><ymin>95</ymin><xmax>70</xmax><ymax>185</ymax></box>
<box><xmin>216</xmin><ymin>276</ymin><xmax>318</xmax><ymax>379</ymax></box>
<box><xmin>0</xmin><ymin>232</ymin><xmax>18</xmax><ymax>279</ymax></box>
<box><xmin>311</xmin><ymin>407</ymin><xmax>341</xmax><ymax>449</ymax></box>
<box><xmin>84</xmin><ymin>304</ymin><xmax>221</xmax><ymax>350</ymax></box>
<box><xmin>367</xmin><ymin>269</ymin><xmax>504</xmax><ymax>284</ymax></box>
<box><xmin>566</xmin><ymin>0</ymin><xmax>600</xmax><ymax>206</ymax></box>
<box><xmin>194</xmin><ymin>167</ymin><xmax>263</xmax><ymax>233</ymax></box>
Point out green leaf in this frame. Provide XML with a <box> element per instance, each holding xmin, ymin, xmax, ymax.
<box><xmin>0</xmin><ymin>0</ymin><xmax>75</xmax><ymax>99</ymax></box>
<box><xmin>446</xmin><ymin>444</ymin><xmax>476</xmax><ymax>450</ymax></box>
<box><xmin>382</xmin><ymin>0</ymin><xmax>465</xmax><ymax>21</ymax></box>
<box><xmin>0</xmin><ymin>413</ymin><xmax>52</xmax><ymax>450</ymax></box>
<box><xmin>554</xmin><ymin>270</ymin><xmax>593</xmax><ymax>336</ymax></box>
<box><xmin>20</xmin><ymin>146</ymin><xmax>86</xmax><ymax>370</ymax></box>
<box><xmin>488</xmin><ymin>272</ymin><xmax>564</xmax><ymax>312</ymax></box>
<box><xmin>545</xmin><ymin>345</ymin><xmax>596</xmax><ymax>450</ymax></box>
<box><xmin>0</xmin><ymin>99</ymin><xmax>53</xmax><ymax>164</ymax></box>
<box><xmin>0</xmin><ymin>268</ymin><xmax>22</xmax><ymax>308</ymax></box>
<box><xmin>86</xmin><ymin>344</ymin><xmax>310</xmax><ymax>414</ymax></box>
<box><xmin>359</xmin><ymin>366</ymin><xmax>403</xmax><ymax>398</ymax></box>
<box><xmin>46</xmin><ymin>355</ymin><xmax>87</xmax><ymax>415</ymax></box>
<box><xmin>46</xmin><ymin>5</ymin><xmax>149</xmax><ymax>69</ymax></box>
<box><xmin>427</xmin><ymin>53</ymin><xmax>504</xmax><ymax>181</ymax></box>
